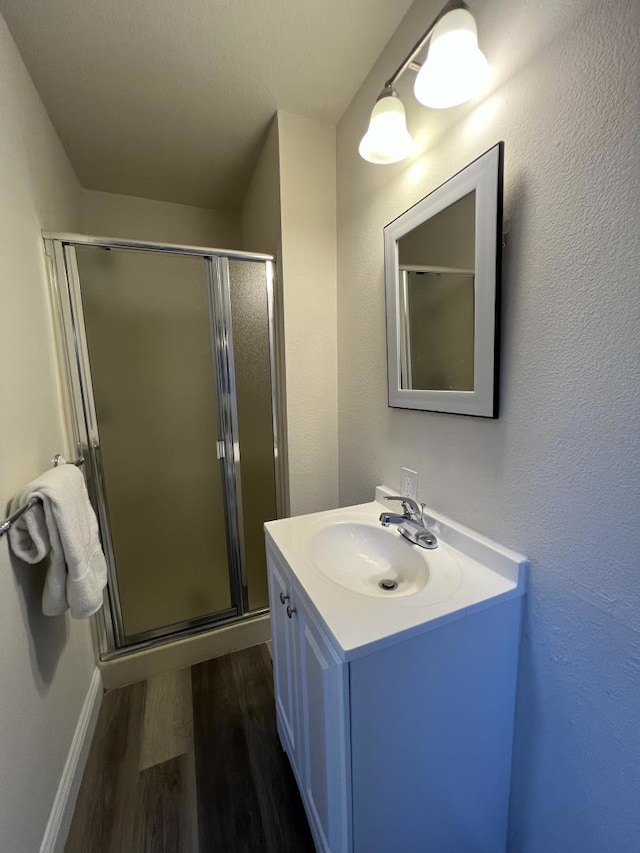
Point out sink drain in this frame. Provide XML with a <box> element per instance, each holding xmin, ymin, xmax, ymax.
<box><xmin>378</xmin><ymin>578</ymin><xmax>398</xmax><ymax>591</ymax></box>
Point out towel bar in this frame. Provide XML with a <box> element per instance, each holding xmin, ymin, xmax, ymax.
<box><xmin>0</xmin><ymin>455</ymin><xmax>85</xmax><ymax>538</ymax></box>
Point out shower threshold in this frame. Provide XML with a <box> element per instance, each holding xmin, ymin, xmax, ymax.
<box><xmin>99</xmin><ymin>607</ymin><xmax>269</xmax><ymax>662</ymax></box>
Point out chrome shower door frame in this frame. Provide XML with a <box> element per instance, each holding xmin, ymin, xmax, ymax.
<box><xmin>44</xmin><ymin>234</ymin><xmax>285</xmax><ymax>657</ymax></box>
<box><xmin>208</xmin><ymin>256</ymin><xmax>247</xmax><ymax>615</ymax></box>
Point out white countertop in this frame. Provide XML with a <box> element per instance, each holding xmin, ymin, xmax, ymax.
<box><xmin>264</xmin><ymin>491</ymin><xmax>527</xmax><ymax>662</ymax></box>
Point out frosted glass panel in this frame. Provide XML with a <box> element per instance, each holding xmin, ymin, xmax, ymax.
<box><xmin>76</xmin><ymin>246</ymin><xmax>232</xmax><ymax>639</ymax></box>
<box><xmin>228</xmin><ymin>259</ymin><xmax>277</xmax><ymax>611</ymax></box>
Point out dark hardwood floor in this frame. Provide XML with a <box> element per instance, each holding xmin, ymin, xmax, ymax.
<box><xmin>66</xmin><ymin>644</ymin><xmax>315</xmax><ymax>853</ymax></box>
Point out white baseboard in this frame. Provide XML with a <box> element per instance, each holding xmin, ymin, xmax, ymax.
<box><xmin>40</xmin><ymin>667</ymin><xmax>103</xmax><ymax>853</ymax></box>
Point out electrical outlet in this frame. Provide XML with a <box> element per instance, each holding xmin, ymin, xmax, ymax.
<box><xmin>400</xmin><ymin>467</ymin><xmax>417</xmax><ymax>501</ymax></box>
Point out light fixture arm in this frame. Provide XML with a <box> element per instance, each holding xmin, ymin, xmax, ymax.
<box><xmin>384</xmin><ymin>0</ymin><xmax>470</xmax><ymax>89</ymax></box>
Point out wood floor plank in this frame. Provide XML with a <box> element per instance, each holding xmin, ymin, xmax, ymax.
<box><xmin>65</xmin><ymin>681</ymin><xmax>146</xmax><ymax>853</ymax></box>
<box><xmin>192</xmin><ymin>652</ymin><xmax>268</xmax><ymax>852</ymax></box>
<box><xmin>133</xmin><ymin>754</ymin><xmax>196</xmax><ymax>853</ymax></box>
<box><xmin>232</xmin><ymin>645</ymin><xmax>316</xmax><ymax>853</ymax></box>
<box><xmin>139</xmin><ymin>667</ymin><xmax>193</xmax><ymax>771</ymax></box>
<box><xmin>192</xmin><ymin>646</ymin><xmax>314</xmax><ymax>853</ymax></box>
<box><xmin>182</xmin><ymin>736</ymin><xmax>199</xmax><ymax>852</ymax></box>
<box><xmin>66</xmin><ymin>645</ymin><xmax>313</xmax><ymax>853</ymax></box>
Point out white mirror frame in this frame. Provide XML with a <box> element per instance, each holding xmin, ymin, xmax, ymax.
<box><xmin>385</xmin><ymin>142</ymin><xmax>504</xmax><ymax>417</ymax></box>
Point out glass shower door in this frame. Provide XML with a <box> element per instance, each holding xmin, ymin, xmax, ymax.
<box><xmin>72</xmin><ymin>246</ymin><xmax>237</xmax><ymax>643</ymax></box>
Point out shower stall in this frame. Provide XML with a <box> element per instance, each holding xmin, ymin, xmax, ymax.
<box><xmin>44</xmin><ymin>234</ymin><xmax>286</xmax><ymax>656</ymax></box>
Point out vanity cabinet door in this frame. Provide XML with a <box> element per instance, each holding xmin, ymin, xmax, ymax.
<box><xmin>296</xmin><ymin>598</ymin><xmax>351</xmax><ymax>853</ymax></box>
<box><xmin>267</xmin><ymin>555</ymin><xmax>300</xmax><ymax>761</ymax></box>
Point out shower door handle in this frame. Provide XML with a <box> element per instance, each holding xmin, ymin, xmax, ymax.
<box><xmin>216</xmin><ymin>440</ymin><xmax>225</xmax><ymax>460</ymax></box>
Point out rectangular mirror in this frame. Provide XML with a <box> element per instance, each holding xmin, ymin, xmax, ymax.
<box><xmin>385</xmin><ymin>142</ymin><xmax>503</xmax><ymax>417</ymax></box>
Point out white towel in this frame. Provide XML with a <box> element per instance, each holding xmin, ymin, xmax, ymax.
<box><xmin>8</xmin><ymin>464</ymin><xmax>107</xmax><ymax>618</ymax></box>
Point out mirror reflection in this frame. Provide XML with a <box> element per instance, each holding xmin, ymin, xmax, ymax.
<box><xmin>397</xmin><ymin>191</ymin><xmax>475</xmax><ymax>391</ymax></box>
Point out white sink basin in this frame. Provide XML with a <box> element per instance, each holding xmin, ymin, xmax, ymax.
<box><xmin>309</xmin><ymin>521</ymin><xmax>429</xmax><ymax>597</ymax></box>
<box><xmin>265</xmin><ymin>492</ymin><xmax>527</xmax><ymax>659</ymax></box>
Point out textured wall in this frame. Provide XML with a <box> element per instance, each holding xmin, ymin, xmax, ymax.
<box><xmin>0</xmin><ymin>13</ymin><xmax>95</xmax><ymax>852</ymax></box>
<box><xmin>278</xmin><ymin>112</ymin><xmax>339</xmax><ymax>515</ymax></box>
<box><xmin>81</xmin><ymin>189</ymin><xmax>241</xmax><ymax>248</ymax></box>
<box><xmin>336</xmin><ymin>0</ymin><xmax>640</xmax><ymax>850</ymax></box>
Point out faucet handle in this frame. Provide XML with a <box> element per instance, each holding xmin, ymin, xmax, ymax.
<box><xmin>384</xmin><ymin>495</ymin><xmax>419</xmax><ymax>518</ymax></box>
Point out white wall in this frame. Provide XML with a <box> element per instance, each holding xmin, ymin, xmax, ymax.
<box><xmin>0</xmin><ymin>13</ymin><xmax>96</xmax><ymax>852</ymax></box>
<box><xmin>241</xmin><ymin>112</ymin><xmax>339</xmax><ymax>517</ymax></box>
<box><xmin>81</xmin><ymin>189</ymin><xmax>241</xmax><ymax>248</ymax></box>
<box><xmin>336</xmin><ymin>0</ymin><xmax>640</xmax><ymax>850</ymax></box>
<box><xmin>277</xmin><ymin>112</ymin><xmax>338</xmax><ymax>515</ymax></box>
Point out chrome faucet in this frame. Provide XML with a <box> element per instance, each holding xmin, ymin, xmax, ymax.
<box><xmin>379</xmin><ymin>496</ymin><xmax>438</xmax><ymax>550</ymax></box>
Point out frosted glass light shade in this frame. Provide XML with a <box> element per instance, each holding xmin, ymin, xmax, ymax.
<box><xmin>414</xmin><ymin>8</ymin><xmax>488</xmax><ymax>109</ymax></box>
<box><xmin>359</xmin><ymin>92</ymin><xmax>414</xmax><ymax>164</ymax></box>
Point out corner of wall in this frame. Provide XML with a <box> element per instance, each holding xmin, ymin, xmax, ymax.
<box><xmin>276</xmin><ymin>110</ymin><xmax>338</xmax><ymax>516</ymax></box>
<box><xmin>240</xmin><ymin>114</ymin><xmax>281</xmax><ymax>256</ymax></box>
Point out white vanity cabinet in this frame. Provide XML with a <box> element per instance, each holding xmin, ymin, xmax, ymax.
<box><xmin>267</xmin><ymin>547</ymin><xmax>351</xmax><ymax>853</ymax></box>
<box><xmin>265</xmin><ymin>499</ymin><xmax>526</xmax><ymax>853</ymax></box>
<box><xmin>267</xmin><ymin>554</ymin><xmax>300</xmax><ymax>758</ymax></box>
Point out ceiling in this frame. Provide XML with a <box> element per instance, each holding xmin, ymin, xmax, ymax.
<box><xmin>0</xmin><ymin>0</ymin><xmax>414</xmax><ymax>210</ymax></box>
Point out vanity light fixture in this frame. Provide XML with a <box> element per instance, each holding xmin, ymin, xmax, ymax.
<box><xmin>359</xmin><ymin>1</ymin><xmax>489</xmax><ymax>164</ymax></box>
<box><xmin>358</xmin><ymin>87</ymin><xmax>414</xmax><ymax>164</ymax></box>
